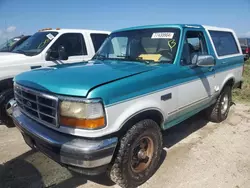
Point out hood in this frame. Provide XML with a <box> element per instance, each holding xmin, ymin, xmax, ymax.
<box><xmin>0</xmin><ymin>52</ymin><xmax>27</xmax><ymax>62</ymax></box>
<box><xmin>14</xmin><ymin>60</ymin><xmax>158</xmax><ymax>97</ymax></box>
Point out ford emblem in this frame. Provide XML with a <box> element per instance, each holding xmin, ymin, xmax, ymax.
<box><xmin>26</xmin><ymin>101</ymin><xmax>32</xmax><ymax>107</ymax></box>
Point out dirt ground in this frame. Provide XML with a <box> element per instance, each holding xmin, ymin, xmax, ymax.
<box><xmin>0</xmin><ymin>103</ymin><xmax>249</xmax><ymax>188</ymax></box>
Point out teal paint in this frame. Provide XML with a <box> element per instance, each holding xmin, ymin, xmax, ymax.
<box><xmin>162</xmin><ymin>99</ymin><xmax>213</xmax><ymax>130</ymax></box>
<box><xmin>14</xmin><ymin>60</ymin><xmax>157</xmax><ymax>97</ymax></box>
<box><xmin>113</xmin><ymin>24</ymin><xmax>202</xmax><ymax>33</ymax></box>
<box><xmin>90</xmin><ymin>61</ymin><xmax>242</xmax><ymax>107</ymax></box>
<box><xmin>14</xmin><ymin>24</ymin><xmax>244</xmax><ymax>108</ymax></box>
<box><xmin>14</xmin><ymin>57</ymin><xmax>243</xmax><ymax>106</ymax></box>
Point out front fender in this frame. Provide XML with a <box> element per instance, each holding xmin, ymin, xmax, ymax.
<box><xmin>105</xmin><ymin>97</ymin><xmax>166</xmax><ymax>133</ymax></box>
<box><xmin>221</xmin><ymin>75</ymin><xmax>235</xmax><ymax>90</ymax></box>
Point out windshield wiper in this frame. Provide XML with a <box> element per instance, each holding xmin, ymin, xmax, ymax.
<box><xmin>117</xmin><ymin>55</ymin><xmax>154</xmax><ymax>64</ymax></box>
<box><xmin>13</xmin><ymin>50</ymin><xmax>26</xmax><ymax>54</ymax></box>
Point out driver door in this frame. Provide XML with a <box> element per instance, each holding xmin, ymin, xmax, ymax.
<box><xmin>177</xmin><ymin>29</ymin><xmax>215</xmax><ymax>116</ymax></box>
<box><xmin>45</xmin><ymin>33</ymin><xmax>90</xmax><ymax>66</ymax></box>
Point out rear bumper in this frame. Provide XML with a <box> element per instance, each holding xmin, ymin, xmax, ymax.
<box><xmin>243</xmin><ymin>54</ymin><xmax>249</xmax><ymax>61</ymax></box>
<box><xmin>234</xmin><ymin>81</ymin><xmax>243</xmax><ymax>89</ymax></box>
<box><xmin>13</xmin><ymin>107</ymin><xmax>118</xmax><ymax>175</ymax></box>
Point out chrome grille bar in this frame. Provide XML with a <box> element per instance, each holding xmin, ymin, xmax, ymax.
<box><xmin>14</xmin><ymin>84</ymin><xmax>59</xmax><ymax>128</ymax></box>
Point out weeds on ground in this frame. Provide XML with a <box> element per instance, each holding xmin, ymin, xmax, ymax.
<box><xmin>233</xmin><ymin>60</ymin><xmax>250</xmax><ymax>103</ymax></box>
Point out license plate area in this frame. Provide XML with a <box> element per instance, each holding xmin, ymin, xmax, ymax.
<box><xmin>22</xmin><ymin>133</ymin><xmax>36</xmax><ymax>149</ymax></box>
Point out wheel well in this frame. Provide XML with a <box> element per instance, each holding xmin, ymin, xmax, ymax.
<box><xmin>0</xmin><ymin>78</ymin><xmax>13</xmax><ymax>93</ymax></box>
<box><xmin>118</xmin><ymin>109</ymin><xmax>164</xmax><ymax>136</ymax></box>
<box><xmin>223</xmin><ymin>78</ymin><xmax>234</xmax><ymax>89</ymax></box>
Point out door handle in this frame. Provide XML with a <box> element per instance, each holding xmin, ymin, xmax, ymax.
<box><xmin>208</xmin><ymin>67</ymin><xmax>214</xmax><ymax>72</ymax></box>
<box><xmin>30</xmin><ymin>65</ymin><xmax>42</xmax><ymax>69</ymax></box>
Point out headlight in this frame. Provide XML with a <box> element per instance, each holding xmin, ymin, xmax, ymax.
<box><xmin>59</xmin><ymin>100</ymin><xmax>105</xmax><ymax>129</ymax></box>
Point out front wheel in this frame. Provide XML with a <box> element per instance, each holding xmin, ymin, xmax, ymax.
<box><xmin>206</xmin><ymin>85</ymin><xmax>232</xmax><ymax>123</ymax></box>
<box><xmin>108</xmin><ymin>119</ymin><xmax>163</xmax><ymax>188</ymax></box>
<box><xmin>0</xmin><ymin>89</ymin><xmax>15</xmax><ymax>127</ymax></box>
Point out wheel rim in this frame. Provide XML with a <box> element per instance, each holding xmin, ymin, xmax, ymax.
<box><xmin>130</xmin><ymin>136</ymin><xmax>154</xmax><ymax>173</ymax></box>
<box><xmin>221</xmin><ymin>94</ymin><xmax>229</xmax><ymax>115</ymax></box>
<box><xmin>5</xmin><ymin>98</ymin><xmax>16</xmax><ymax>117</ymax></box>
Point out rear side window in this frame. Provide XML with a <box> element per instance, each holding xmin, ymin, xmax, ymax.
<box><xmin>209</xmin><ymin>31</ymin><xmax>239</xmax><ymax>57</ymax></box>
<box><xmin>91</xmin><ymin>33</ymin><xmax>109</xmax><ymax>52</ymax></box>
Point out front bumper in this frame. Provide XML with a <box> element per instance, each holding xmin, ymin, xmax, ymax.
<box><xmin>13</xmin><ymin>107</ymin><xmax>118</xmax><ymax>175</ymax></box>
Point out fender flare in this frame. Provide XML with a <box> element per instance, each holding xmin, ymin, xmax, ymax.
<box><xmin>116</xmin><ymin>106</ymin><xmax>165</xmax><ymax>133</ymax></box>
<box><xmin>220</xmin><ymin>76</ymin><xmax>235</xmax><ymax>92</ymax></box>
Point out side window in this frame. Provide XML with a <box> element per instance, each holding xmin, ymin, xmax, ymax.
<box><xmin>91</xmin><ymin>33</ymin><xmax>109</xmax><ymax>52</ymax></box>
<box><xmin>209</xmin><ymin>31</ymin><xmax>239</xmax><ymax>57</ymax></box>
<box><xmin>50</xmin><ymin>33</ymin><xmax>87</xmax><ymax>57</ymax></box>
<box><xmin>181</xmin><ymin>31</ymin><xmax>208</xmax><ymax>66</ymax></box>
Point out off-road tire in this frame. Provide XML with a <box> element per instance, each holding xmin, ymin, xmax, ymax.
<box><xmin>108</xmin><ymin>119</ymin><xmax>163</xmax><ymax>188</ymax></box>
<box><xmin>206</xmin><ymin>86</ymin><xmax>232</xmax><ymax>123</ymax></box>
<box><xmin>0</xmin><ymin>89</ymin><xmax>15</xmax><ymax>127</ymax></box>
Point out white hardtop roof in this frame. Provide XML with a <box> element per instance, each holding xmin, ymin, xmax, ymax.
<box><xmin>202</xmin><ymin>25</ymin><xmax>234</xmax><ymax>32</ymax></box>
<box><xmin>40</xmin><ymin>29</ymin><xmax>110</xmax><ymax>34</ymax></box>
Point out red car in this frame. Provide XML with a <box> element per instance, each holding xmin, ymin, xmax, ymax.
<box><xmin>238</xmin><ymin>38</ymin><xmax>250</xmax><ymax>61</ymax></box>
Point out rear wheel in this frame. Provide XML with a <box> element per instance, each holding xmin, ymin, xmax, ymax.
<box><xmin>108</xmin><ymin>119</ymin><xmax>163</xmax><ymax>188</ymax></box>
<box><xmin>0</xmin><ymin>89</ymin><xmax>15</xmax><ymax>127</ymax></box>
<box><xmin>206</xmin><ymin>86</ymin><xmax>232</xmax><ymax>123</ymax></box>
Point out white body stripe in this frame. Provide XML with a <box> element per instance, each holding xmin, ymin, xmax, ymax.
<box><xmin>52</xmin><ymin>66</ymin><xmax>242</xmax><ymax>138</ymax></box>
<box><xmin>105</xmin><ymin>66</ymin><xmax>242</xmax><ymax>136</ymax></box>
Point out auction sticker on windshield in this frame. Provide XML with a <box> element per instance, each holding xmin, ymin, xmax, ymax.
<box><xmin>151</xmin><ymin>32</ymin><xmax>174</xmax><ymax>39</ymax></box>
<box><xmin>46</xmin><ymin>33</ymin><xmax>55</xmax><ymax>40</ymax></box>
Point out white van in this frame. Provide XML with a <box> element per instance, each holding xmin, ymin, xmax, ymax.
<box><xmin>0</xmin><ymin>28</ymin><xmax>110</xmax><ymax>125</ymax></box>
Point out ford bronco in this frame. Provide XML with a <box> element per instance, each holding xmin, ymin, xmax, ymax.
<box><xmin>0</xmin><ymin>28</ymin><xmax>110</xmax><ymax>125</ymax></box>
<box><xmin>12</xmin><ymin>24</ymin><xmax>244</xmax><ymax>188</ymax></box>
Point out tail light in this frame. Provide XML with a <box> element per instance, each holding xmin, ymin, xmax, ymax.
<box><xmin>246</xmin><ymin>47</ymin><xmax>249</xmax><ymax>54</ymax></box>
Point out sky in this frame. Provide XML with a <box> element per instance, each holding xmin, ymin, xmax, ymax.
<box><xmin>0</xmin><ymin>0</ymin><xmax>249</xmax><ymax>43</ymax></box>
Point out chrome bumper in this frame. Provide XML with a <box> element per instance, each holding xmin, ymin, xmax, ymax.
<box><xmin>13</xmin><ymin>107</ymin><xmax>118</xmax><ymax>172</ymax></box>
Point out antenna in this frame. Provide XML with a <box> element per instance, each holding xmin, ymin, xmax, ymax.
<box><xmin>5</xmin><ymin>20</ymin><xmax>8</xmax><ymax>45</ymax></box>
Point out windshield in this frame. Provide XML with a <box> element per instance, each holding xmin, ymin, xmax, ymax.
<box><xmin>93</xmin><ymin>28</ymin><xmax>180</xmax><ymax>63</ymax></box>
<box><xmin>13</xmin><ymin>31</ymin><xmax>58</xmax><ymax>56</ymax></box>
<box><xmin>0</xmin><ymin>37</ymin><xmax>21</xmax><ymax>52</ymax></box>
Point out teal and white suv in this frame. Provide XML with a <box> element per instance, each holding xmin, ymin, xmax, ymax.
<box><xmin>13</xmin><ymin>24</ymin><xmax>244</xmax><ymax>188</ymax></box>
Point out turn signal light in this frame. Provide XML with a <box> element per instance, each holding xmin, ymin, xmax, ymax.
<box><xmin>60</xmin><ymin>116</ymin><xmax>105</xmax><ymax>129</ymax></box>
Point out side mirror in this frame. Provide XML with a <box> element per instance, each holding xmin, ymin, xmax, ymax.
<box><xmin>45</xmin><ymin>49</ymin><xmax>60</xmax><ymax>61</ymax></box>
<box><xmin>45</xmin><ymin>49</ymin><xmax>52</xmax><ymax>61</ymax></box>
<box><xmin>195</xmin><ymin>55</ymin><xmax>215</xmax><ymax>67</ymax></box>
<box><xmin>58</xmin><ymin>45</ymin><xmax>68</xmax><ymax>60</ymax></box>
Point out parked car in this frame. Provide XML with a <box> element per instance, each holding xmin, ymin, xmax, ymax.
<box><xmin>12</xmin><ymin>24</ymin><xmax>244</xmax><ymax>188</ymax></box>
<box><xmin>238</xmin><ymin>38</ymin><xmax>250</xmax><ymax>61</ymax></box>
<box><xmin>0</xmin><ymin>28</ymin><xmax>110</xmax><ymax>125</ymax></box>
<box><xmin>0</xmin><ymin>35</ymin><xmax>30</xmax><ymax>52</ymax></box>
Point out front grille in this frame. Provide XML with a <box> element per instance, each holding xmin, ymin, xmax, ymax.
<box><xmin>14</xmin><ymin>84</ymin><xmax>59</xmax><ymax>127</ymax></box>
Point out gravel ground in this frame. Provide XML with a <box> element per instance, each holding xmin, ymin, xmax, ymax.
<box><xmin>0</xmin><ymin>103</ymin><xmax>249</xmax><ymax>188</ymax></box>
